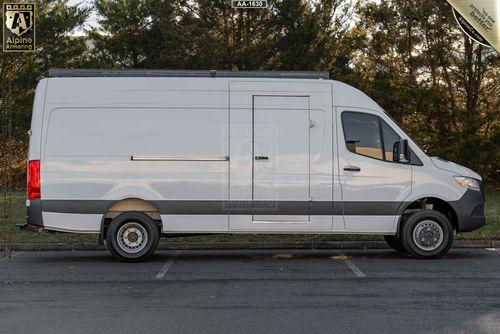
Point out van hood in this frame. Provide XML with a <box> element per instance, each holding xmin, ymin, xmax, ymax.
<box><xmin>430</xmin><ymin>157</ymin><xmax>482</xmax><ymax>180</ymax></box>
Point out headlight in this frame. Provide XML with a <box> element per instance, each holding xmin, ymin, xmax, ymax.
<box><xmin>453</xmin><ymin>176</ymin><xmax>481</xmax><ymax>191</ymax></box>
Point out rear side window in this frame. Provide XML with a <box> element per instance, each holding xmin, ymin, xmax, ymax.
<box><xmin>342</xmin><ymin>112</ymin><xmax>383</xmax><ymax>160</ymax></box>
<box><xmin>342</xmin><ymin>112</ymin><xmax>401</xmax><ymax>162</ymax></box>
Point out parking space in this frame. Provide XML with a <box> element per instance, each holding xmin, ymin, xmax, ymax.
<box><xmin>156</xmin><ymin>250</ymin><xmax>365</xmax><ymax>281</ymax></box>
<box><xmin>1</xmin><ymin>249</ymin><xmax>500</xmax><ymax>333</ymax></box>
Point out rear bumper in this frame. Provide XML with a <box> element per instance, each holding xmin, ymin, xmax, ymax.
<box><xmin>26</xmin><ymin>199</ymin><xmax>44</xmax><ymax>227</ymax></box>
<box><xmin>450</xmin><ymin>189</ymin><xmax>486</xmax><ymax>233</ymax></box>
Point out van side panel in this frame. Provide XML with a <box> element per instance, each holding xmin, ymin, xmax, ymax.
<box><xmin>41</xmin><ymin>78</ymin><xmax>229</xmax><ymax>232</ymax></box>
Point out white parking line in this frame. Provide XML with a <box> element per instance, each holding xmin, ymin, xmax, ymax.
<box><xmin>338</xmin><ymin>252</ymin><xmax>366</xmax><ymax>278</ymax></box>
<box><xmin>155</xmin><ymin>250</ymin><xmax>182</xmax><ymax>280</ymax></box>
<box><xmin>0</xmin><ymin>251</ymin><xmax>24</xmax><ymax>262</ymax></box>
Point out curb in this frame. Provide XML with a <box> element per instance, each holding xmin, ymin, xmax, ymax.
<box><xmin>2</xmin><ymin>240</ymin><xmax>500</xmax><ymax>251</ymax></box>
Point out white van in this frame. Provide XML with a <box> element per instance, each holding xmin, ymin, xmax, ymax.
<box><xmin>25</xmin><ymin>69</ymin><xmax>485</xmax><ymax>261</ymax></box>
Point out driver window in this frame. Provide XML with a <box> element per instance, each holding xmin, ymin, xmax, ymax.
<box><xmin>342</xmin><ymin>112</ymin><xmax>383</xmax><ymax>160</ymax></box>
<box><xmin>342</xmin><ymin>112</ymin><xmax>402</xmax><ymax>162</ymax></box>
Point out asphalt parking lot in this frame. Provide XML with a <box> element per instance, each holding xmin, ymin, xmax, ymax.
<box><xmin>1</xmin><ymin>248</ymin><xmax>500</xmax><ymax>334</ymax></box>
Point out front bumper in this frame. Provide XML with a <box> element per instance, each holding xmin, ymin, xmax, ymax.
<box><xmin>450</xmin><ymin>189</ymin><xmax>486</xmax><ymax>233</ymax></box>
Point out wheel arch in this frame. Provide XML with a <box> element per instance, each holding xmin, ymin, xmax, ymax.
<box><xmin>397</xmin><ymin>196</ymin><xmax>458</xmax><ymax>236</ymax></box>
<box><xmin>98</xmin><ymin>198</ymin><xmax>162</xmax><ymax>244</ymax></box>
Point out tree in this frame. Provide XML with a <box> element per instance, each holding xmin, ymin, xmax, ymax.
<box><xmin>171</xmin><ymin>0</ymin><xmax>276</xmax><ymax>70</ymax></box>
<box><xmin>89</xmin><ymin>0</ymin><xmax>155</xmax><ymax>68</ymax></box>
<box><xmin>267</xmin><ymin>0</ymin><xmax>351</xmax><ymax>71</ymax></box>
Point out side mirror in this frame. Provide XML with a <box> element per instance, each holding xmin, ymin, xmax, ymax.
<box><xmin>393</xmin><ymin>139</ymin><xmax>409</xmax><ymax>163</ymax></box>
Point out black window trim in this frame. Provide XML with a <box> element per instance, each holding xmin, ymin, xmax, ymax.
<box><xmin>378</xmin><ymin>117</ymin><xmax>387</xmax><ymax>161</ymax></box>
<box><xmin>340</xmin><ymin>110</ymin><xmax>420</xmax><ymax>165</ymax></box>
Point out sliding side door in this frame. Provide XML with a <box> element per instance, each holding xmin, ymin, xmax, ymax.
<box><xmin>252</xmin><ymin>96</ymin><xmax>310</xmax><ymax>222</ymax></box>
<box><xmin>229</xmin><ymin>81</ymin><xmax>334</xmax><ymax>231</ymax></box>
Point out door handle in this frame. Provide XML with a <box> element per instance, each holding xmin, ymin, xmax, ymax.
<box><xmin>255</xmin><ymin>156</ymin><xmax>269</xmax><ymax>160</ymax></box>
<box><xmin>344</xmin><ymin>166</ymin><xmax>361</xmax><ymax>172</ymax></box>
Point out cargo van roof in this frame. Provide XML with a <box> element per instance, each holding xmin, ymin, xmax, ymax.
<box><xmin>48</xmin><ymin>69</ymin><xmax>329</xmax><ymax>80</ymax></box>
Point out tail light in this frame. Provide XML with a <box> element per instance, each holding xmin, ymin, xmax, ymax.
<box><xmin>27</xmin><ymin>160</ymin><xmax>41</xmax><ymax>200</ymax></box>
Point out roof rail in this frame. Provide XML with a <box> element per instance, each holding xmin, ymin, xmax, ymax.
<box><xmin>48</xmin><ymin>69</ymin><xmax>330</xmax><ymax>80</ymax></box>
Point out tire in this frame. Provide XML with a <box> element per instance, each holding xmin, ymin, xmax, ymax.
<box><xmin>383</xmin><ymin>235</ymin><xmax>406</xmax><ymax>252</ymax></box>
<box><xmin>106</xmin><ymin>211</ymin><xmax>160</xmax><ymax>262</ymax></box>
<box><xmin>400</xmin><ymin>210</ymin><xmax>454</xmax><ymax>259</ymax></box>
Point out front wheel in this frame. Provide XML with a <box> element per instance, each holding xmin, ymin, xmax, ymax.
<box><xmin>106</xmin><ymin>212</ymin><xmax>160</xmax><ymax>262</ymax></box>
<box><xmin>400</xmin><ymin>210</ymin><xmax>454</xmax><ymax>259</ymax></box>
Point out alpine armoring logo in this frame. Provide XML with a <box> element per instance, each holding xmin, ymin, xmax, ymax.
<box><xmin>447</xmin><ymin>0</ymin><xmax>498</xmax><ymax>52</ymax></box>
<box><xmin>3</xmin><ymin>2</ymin><xmax>35</xmax><ymax>52</ymax></box>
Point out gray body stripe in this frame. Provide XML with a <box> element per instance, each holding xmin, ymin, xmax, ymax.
<box><xmin>43</xmin><ymin>200</ymin><xmax>112</xmax><ymax>214</ymax></box>
<box><xmin>342</xmin><ymin>202</ymin><xmax>403</xmax><ymax>215</ymax></box>
<box><xmin>41</xmin><ymin>200</ymin><xmax>407</xmax><ymax>216</ymax></box>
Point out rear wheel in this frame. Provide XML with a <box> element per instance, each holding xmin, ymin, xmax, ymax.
<box><xmin>383</xmin><ymin>235</ymin><xmax>405</xmax><ymax>252</ymax></box>
<box><xmin>400</xmin><ymin>210</ymin><xmax>454</xmax><ymax>259</ymax></box>
<box><xmin>106</xmin><ymin>212</ymin><xmax>160</xmax><ymax>262</ymax></box>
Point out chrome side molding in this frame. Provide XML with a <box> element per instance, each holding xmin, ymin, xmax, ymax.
<box><xmin>131</xmin><ymin>155</ymin><xmax>229</xmax><ymax>161</ymax></box>
<box><xmin>252</xmin><ymin>220</ymin><xmax>310</xmax><ymax>224</ymax></box>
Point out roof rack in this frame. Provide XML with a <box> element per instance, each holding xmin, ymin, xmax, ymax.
<box><xmin>48</xmin><ymin>69</ymin><xmax>329</xmax><ymax>80</ymax></box>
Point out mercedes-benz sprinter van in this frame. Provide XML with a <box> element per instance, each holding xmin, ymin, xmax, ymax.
<box><xmin>25</xmin><ymin>69</ymin><xmax>486</xmax><ymax>261</ymax></box>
